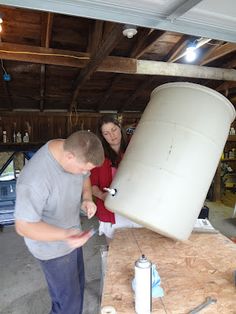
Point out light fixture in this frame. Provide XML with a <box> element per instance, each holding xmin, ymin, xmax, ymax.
<box><xmin>185</xmin><ymin>45</ymin><xmax>197</xmax><ymax>62</ymax></box>
<box><xmin>122</xmin><ymin>25</ymin><xmax>137</xmax><ymax>39</ymax></box>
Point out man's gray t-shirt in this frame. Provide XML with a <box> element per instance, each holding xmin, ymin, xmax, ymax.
<box><xmin>14</xmin><ymin>142</ymin><xmax>88</xmax><ymax>260</ymax></box>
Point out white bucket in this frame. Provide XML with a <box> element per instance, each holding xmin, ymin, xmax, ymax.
<box><xmin>105</xmin><ymin>82</ymin><xmax>236</xmax><ymax>240</ymax></box>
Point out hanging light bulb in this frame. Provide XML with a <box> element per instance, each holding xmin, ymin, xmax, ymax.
<box><xmin>185</xmin><ymin>44</ymin><xmax>197</xmax><ymax>62</ymax></box>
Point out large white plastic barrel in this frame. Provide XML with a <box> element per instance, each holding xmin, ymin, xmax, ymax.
<box><xmin>105</xmin><ymin>82</ymin><xmax>236</xmax><ymax>241</ymax></box>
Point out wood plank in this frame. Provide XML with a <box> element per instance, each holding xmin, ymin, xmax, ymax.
<box><xmin>130</xmin><ymin>29</ymin><xmax>164</xmax><ymax>59</ymax></box>
<box><xmin>0</xmin><ymin>42</ymin><xmax>90</xmax><ymax>67</ymax></box>
<box><xmin>201</xmin><ymin>43</ymin><xmax>236</xmax><ymax>65</ymax></box>
<box><xmin>101</xmin><ymin>228</ymin><xmax>236</xmax><ymax>313</ymax></box>
<box><xmin>164</xmin><ymin>34</ymin><xmax>189</xmax><ymax>62</ymax></box>
<box><xmin>40</xmin><ymin>13</ymin><xmax>54</xmax><ymax>111</ymax></box>
<box><xmin>1</xmin><ymin>43</ymin><xmax>236</xmax><ymax>81</ymax></box>
<box><xmin>119</xmin><ymin>76</ymin><xmax>156</xmax><ymax>112</ymax></box>
<box><xmin>41</xmin><ymin>12</ymin><xmax>54</xmax><ymax>49</ymax></box>
<box><xmin>70</xmin><ymin>23</ymin><xmax>124</xmax><ymax>111</ymax></box>
<box><xmin>216</xmin><ymin>82</ymin><xmax>236</xmax><ymax>92</ymax></box>
<box><xmin>96</xmin><ymin>75</ymin><xmax>122</xmax><ymax>111</ymax></box>
<box><xmin>87</xmin><ymin>20</ymin><xmax>104</xmax><ymax>54</ymax></box>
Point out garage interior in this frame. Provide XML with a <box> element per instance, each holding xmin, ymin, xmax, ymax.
<box><xmin>0</xmin><ymin>0</ymin><xmax>236</xmax><ymax>313</ymax></box>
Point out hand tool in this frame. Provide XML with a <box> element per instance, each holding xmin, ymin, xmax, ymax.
<box><xmin>189</xmin><ymin>296</ymin><xmax>217</xmax><ymax>314</ymax></box>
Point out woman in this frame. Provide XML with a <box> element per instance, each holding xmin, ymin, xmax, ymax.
<box><xmin>91</xmin><ymin>115</ymin><xmax>140</xmax><ymax>240</ymax></box>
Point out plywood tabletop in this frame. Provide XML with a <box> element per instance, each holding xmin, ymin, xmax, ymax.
<box><xmin>101</xmin><ymin>228</ymin><xmax>236</xmax><ymax>313</ymax></box>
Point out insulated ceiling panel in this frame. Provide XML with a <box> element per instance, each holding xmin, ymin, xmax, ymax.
<box><xmin>0</xmin><ymin>0</ymin><xmax>235</xmax><ymax>42</ymax></box>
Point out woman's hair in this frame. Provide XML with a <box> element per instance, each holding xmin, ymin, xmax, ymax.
<box><xmin>64</xmin><ymin>130</ymin><xmax>104</xmax><ymax>166</ymax></box>
<box><xmin>97</xmin><ymin>115</ymin><xmax>128</xmax><ymax>167</ymax></box>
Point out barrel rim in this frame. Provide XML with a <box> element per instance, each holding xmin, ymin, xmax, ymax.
<box><xmin>151</xmin><ymin>82</ymin><xmax>236</xmax><ymax>121</ymax></box>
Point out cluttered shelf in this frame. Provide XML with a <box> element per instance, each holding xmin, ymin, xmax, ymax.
<box><xmin>228</xmin><ymin>135</ymin><xmax>236</xmax><ymax>142</ymax></box>
<box><xmin>0</xmin><ymin>142</ymin><xmax>45</xmax><ymax>152</ymax></box>
<box><xmin>221</xmin><ymin>159</ymin><xmax>236</xmax><ymax>162</ymax></box>
<box><xmin>212</xmin><ymin>134</ymin><xmax>236</xmax><ymax>201</ymax></box>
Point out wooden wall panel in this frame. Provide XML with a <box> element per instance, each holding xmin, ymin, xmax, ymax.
<box><xmin>0</xmin><ymin>112</ymin><xmax>141</xmax><ymax>143</ymax></box>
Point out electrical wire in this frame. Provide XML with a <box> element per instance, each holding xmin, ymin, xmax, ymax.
<box><xmin>1</xmin><ymin>58</ymin><xmax>7</xmax><ymax>74</ymax></box>
<box><xmin>0</xmin><ymin>49</ymin><xmax>89</xmax><ymax>60</ymax></box>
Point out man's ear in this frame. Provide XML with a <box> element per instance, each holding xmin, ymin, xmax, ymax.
<box><xmin>65</xmin><ymin>151</ymin><xmax>75</xmax><ymax>160</ymax></box>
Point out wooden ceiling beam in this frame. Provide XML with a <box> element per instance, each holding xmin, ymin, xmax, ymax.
<box><xmin>97</xmin><ymin>28</ymin><xmax>159</xmax><ymax>111</ymax></box>
<box><xmin>130</xmin><ymin>29</ymin><xmax>164</xmax><ymax>59</ymax></box>
<box><xmin>96</xmin><ymin>75</ymin><xmax>122</xmax><ymax>111</ymax></box>
<box><xmin>129</xmin><ymin>28</ymin><xmax>151</xmax><ymax>58</ymax></box>
<box><xmin>216</xmin><ymin>82</ymin><xmax>236</xmax><ymax>98</ymax></box>
<box><xmin>41</xmin><ymin>12</ymin><xmax>54</xmax><ymax>49</ymax></box>
<box><xmin>70</xmin><ymin>23</ymin><xmax>124</xmax><ymax>111</ymax></box>
<box><xmin>122</xmin><ymin>34</ymin><xmax>189</xmax><ymax>110</ymax></box>
<box><xmin>165</xmin><ymin>35</ymin><xmax>190</xmax><ymax>62</ymax></box>
<box><xmin>119</xmin><ymin>77</ymin><xmax>156</xmax><ymax>112</ymax></box>
<box><xmin>200</xmin><ymin>42</ymin><xmax>236</xmax><ymax>65</ymax></box>
<box><xmin>87</xmin><ymin>20</ymin><xmax>104</xmax><ymax>54</ymax></box>
<box><xmin>40</xmin><ymin>13</ymin><xmax>54</xmax><ymax>111</ymax></box>
<box><xmin>0</xmin><ymin>42</ymin><xmax>235</xmax><ymax>81</ymax></box>
<box><xmin>201</xmin><ymin>58</ymin><xmax>236</xmax><ymax>92</ymax></box>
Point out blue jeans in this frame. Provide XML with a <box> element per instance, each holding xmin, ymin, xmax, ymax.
<box><xmin>39</xmin><ymin>248</ymin><xmax>85</xmax><ymax>314</ymax></box>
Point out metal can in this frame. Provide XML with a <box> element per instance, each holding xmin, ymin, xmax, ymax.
<box><xmin>134</xmin><ymin>254</ymin><xmax>152</xmax><ymax>314</ymax></box>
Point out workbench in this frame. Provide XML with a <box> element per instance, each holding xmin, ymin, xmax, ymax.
<box><xmin>101</xmin><ymin>228</ymin><xmax>236</xmax><ymax>313</ymax></box>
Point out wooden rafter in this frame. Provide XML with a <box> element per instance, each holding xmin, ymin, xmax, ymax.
<box><xmin>69</xmin><ymin>23</ymin><xmax>124</xmax><ymax>111</ymax></box>
<box><xmin>41</xmin><ymin>12</ymin><xmax>54</xmax><ymax>48</ymax></box>
<box><xmin>96</xmin><ymin>75</ymin><xmax>122</xmax><ymax>111</ymax></box>
<box><xmin>130</xmin><ymin>29</ymin><xmax>164</xmax><ymax>59</ymax></box>
<box><xmin>202</xmin><ymin>58</ymin><xmax>236</xmax><ymax>92</ymax></box>
<box><xmin>121</xmin><ymin>34</ymin><xmax>189</xmax><ymax>110</ymax></box>
<box><xmin>201</xmin><ymin>42</ymin><xmax>236</xmax><ymax>65</ymax></box>
<box><xmin>40</xmin><ymin>12</ymin><xmax>54</xmax><ymax>111</ymax></box>
<box><xmin>97</xmin><ymin>29</ymin><xmax>165</xmax><ymax>111</ymax></box>
<box><xmin>165</xmin><ymin>35</ymin><xmax>190</xmax><ymax>62</ymax></box>
<box><xmin>87</xmin><ymin>20</ymin><xmax>104</xmax><ymax>54</ymax></box>
<box><xmin>119</xmin><ymin>76</ymin><xmax>156</xmax><ymax>112</ymax></box>
<box><xmin>0</xmin><ymin>42</ymin><xmax>235</xmax><ymax>81</ymax></box>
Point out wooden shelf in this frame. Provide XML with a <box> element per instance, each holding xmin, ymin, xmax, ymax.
<box><xmin>221</xmin><ymin>158</ymin><xmax>236</xmax><ymax>162</ymax></box>
<box><xmin>228</xmin><ymin>135</ymin><xmax>236</xmax><ymax>142</ymax></box>
<box><xmin>0</xmin><ymin>142</ymin><xmax>44</xmax><ymax>152</ymax></box>
<box><xmin>212</xmin><ymin>134</ymin><xmax>236</xmax><ymax>201</ymax></box>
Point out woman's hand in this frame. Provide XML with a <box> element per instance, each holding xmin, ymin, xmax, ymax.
<box><xmin>81</xmin><ymin>199</ymin><xmax>97</xmax><ymax>219</ymax></box>
<box><xmin>100</xmin><ymin>192</ymin><xmax>108</xmax><ymax>201</ymax></box>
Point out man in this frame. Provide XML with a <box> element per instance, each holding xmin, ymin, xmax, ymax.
<box><xmin>14</xmin><ymin>130</ymin><xmax>104</xmax><ymax>314</ymax></box>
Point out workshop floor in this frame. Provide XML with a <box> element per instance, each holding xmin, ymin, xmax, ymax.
<box><xmin>0</xmin><ymin>216</ymin><xmax>106</xmax><ymax>314</ymax></box>
<box><xmin>0</xmin><ymin>201</ymin><xmax>235</xmax><ymax>314</ymax></box>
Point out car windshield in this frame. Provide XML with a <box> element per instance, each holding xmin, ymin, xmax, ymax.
<box><xmin>0</xmin><ymin>160</ymin><xmax>15</xmax><ymax>181</ymax></box>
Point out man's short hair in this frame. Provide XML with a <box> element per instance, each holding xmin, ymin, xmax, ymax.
<box><xmin>64</xmin><ymin>131</ymin><xmax>104</xmax><ymax>166</ymax></box>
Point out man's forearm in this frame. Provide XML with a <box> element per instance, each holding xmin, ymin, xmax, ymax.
<box><xmin>15</xmin><ymin>220</ymin><xmax>67</xmax><ymax>241</ymax></box>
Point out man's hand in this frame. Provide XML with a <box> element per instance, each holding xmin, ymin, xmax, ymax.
<box><xmin>81</xmin><ymin>200</ymin><xmax>97</xmax><ymax>219</ymax></box>
<box><xmin>65</xmin><ymin>228</ymin><xmax>93</xmax><ymax>248</ymax></box>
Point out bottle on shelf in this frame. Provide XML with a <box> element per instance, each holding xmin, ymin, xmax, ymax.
<box><xmin>16</xmin><ymin>131</ymin><xmax>22</xmax><ymax>143</ymax></box>
<box><xmin>13</xmin><ymin>131</ymin><xmax>16</xmax><ymax>143</ymax></box>
<box><xmin>3</xmin><ymin>130</ymin><xmax>7</xmax><ymax>143</ymax></box>
<box><xmin>229</xmin><ymin>150</ymin><xmax>234</xmax><ymax>159</ymax></box>
<box><xmin>23</xmin><ymin>132</ymin><xmax>29</xmax><ymax>143</ymax></box>
<box><xmin>229</xmin><ymin>127</ymin><xmax>235</xmax><ymax>135</ymax></box>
